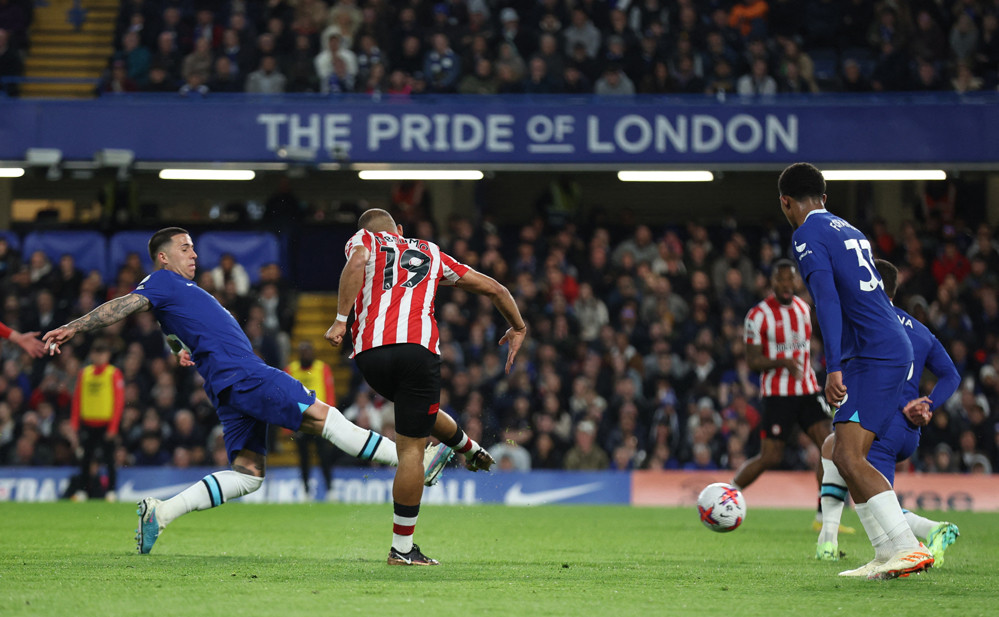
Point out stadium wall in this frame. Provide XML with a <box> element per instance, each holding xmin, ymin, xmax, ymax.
<box><xmin>3</xmin><ymin>467</ymin><xmax>998</xmax><ymax>511</ymax></box>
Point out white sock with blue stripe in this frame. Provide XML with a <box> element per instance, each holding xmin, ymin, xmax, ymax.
<box><xmin>902</xmin><ymin>509</ymin><xmax>937</xmax><ymax>540</ymax></box>
<box><xmin>156</xmin><ymin>471</ymin><xmax>263</xmax><ymax>527</ymax></box>
<box><xmin>818</xmin><ymin>457</ymin><xmax>848</xmax><ymax>545</ymax></box>
<box><xmin>321</xmin><ymin>406</ymin><xmax>398</xmax><ymax>466</ymax></box>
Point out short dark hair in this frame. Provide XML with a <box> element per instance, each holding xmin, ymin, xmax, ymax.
<box><xmin>772</xmin><ymin>258</ymin><xmax>797</xmax><ymax>276</ymax></box>
<box><xmin>148</xmin><ymin>227</ymin><xmax>189</xmax><ymax>263</ymax></box>
<box><xmin>875</xmin><ymin>258</ymin><xmax>898</xmax><ymax>298</ymax></box>
<box><xmin>778</xmin><ymin>162</ymin><xmax>826</xmax><ymax>201</ymax></box>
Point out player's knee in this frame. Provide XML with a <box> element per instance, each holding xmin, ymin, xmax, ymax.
<box><xmin>234</xmin><ymin>472</ymin><xmax>263</xmax><ymax>496</ymax></box>
<box><xmin>821</xmin><ymin>433</ymin><xmax>836</xmax><ymax>459</ymax></box>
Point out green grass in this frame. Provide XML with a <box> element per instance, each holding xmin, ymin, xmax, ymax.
<box><xmin>0</xmin><ymin>502</ymin><xmax>996</xmax><ymax>617</ymax></box>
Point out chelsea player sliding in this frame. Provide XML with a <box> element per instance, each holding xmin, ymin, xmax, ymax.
<box><xmin>43</xmin><ymin>228</ymin><xmax>450</xmax><ymax>555</ymax></box>
<box><xmin>778</xmin><ymin>163</ymin><xmax>932</xmax><ymax>580</ymax></box>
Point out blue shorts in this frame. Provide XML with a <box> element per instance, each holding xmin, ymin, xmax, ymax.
<box><xmin>832</xmin><ymin>360</ymin><xmax>910</xmax><ymax>440</ymax></box>
<box><xmin>867</xmin><ymin>411</ymin><xmax>920</xmax><ymax>486</ymax></box>
<box><xmin>215</xmin><ymin>366</ymin><xmax>317</xmax><ymax>462</ymax></box>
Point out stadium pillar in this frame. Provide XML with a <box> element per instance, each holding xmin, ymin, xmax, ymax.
<box><xmin>426</xmin><ymin>180</ymin><xmax>476</xmax><ymax>232</ymax></box>
<box><xmin>0</xmin><ymin>179</ymin><xmax>10</xmax><ymax>230</ymax></box>
<box><xmin>871</xmin><ymin>181</ymin><xmax>904</xmax><ymax>233</ymax></box>
<box><xmin>987</xmin><ymin>175</ymin><xmax>999</xmax><ymax>225</ymax></box>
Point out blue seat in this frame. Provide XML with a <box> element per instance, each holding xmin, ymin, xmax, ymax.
<box><xmin>110</xmin><ymin>230</ymin><xmax>156</xmax><ymax>279</ymax></box>
<box><xmin>195</xmin><ymin>231</ymin><xmax>280</xmax><ymax>284</ymax></box>
<box><xmin>810</xmin><ymin>47</ymin><xmax>840</xmax><ymax>83</ymax></box>
<box><xmin>0</xmin><ymin>230</ymin><xmax>19</xmax><ymax>251</ymax></box>
<box><xmin>22</xmin><ymin>231</ymin><xmax>109</xmax><ymax>280</ymax></box>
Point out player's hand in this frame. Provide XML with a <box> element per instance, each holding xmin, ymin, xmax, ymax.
<box><xmin>324</xmin><ymin>321</ymin><xmax>347</xmax><ymax>348</ymax></box>
<box><xmin>902</xmin><ymin>396</ymin><xmax>933</xmax><ymax>426</ymax></box>
<box><xmin>42</xmin><ymin>326</ymin><xmax>77</xmax><ymax>355</ymax></box>
<box><xmin>499</xmin><ymin>325</ymin><xmax>527</xmax><ymax>374</ymax></box>
<box><xmin>9</xmin><ymin>331</ymin><xmax>46</xmax><ymax>359</ymax></box>
<box><xmin>780</xmin><ymin>357</ymin><xmax>803</xmax><ymax>379</ymax></box>
<box><xmin>177</xmin><ymin>349</ymin><xmax>195</xmax><ymax>367</ymax></box>
<box><xmin>824</xmin><ymin>370</ymin><xmax>847</xmax><ymax>408</ymax></box>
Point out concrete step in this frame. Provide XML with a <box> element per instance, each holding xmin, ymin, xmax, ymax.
<box><xmin>26</xmin><ymin>56</ymin><xmax>107</xmax><ymax>71</ymax></box>
<box><xmin>19</xmin><ymin>82</ymin><xmax>97</xmax><ymax>98</ymax></box>
<box><xmin>31</xmin><ymin>31</ymin><xmax>114</xmax><ymax>46</ymax></box>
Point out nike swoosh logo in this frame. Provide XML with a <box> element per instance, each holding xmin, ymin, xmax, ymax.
<box><xmin>504</xmin><ymin>482</ymin><xmax>605</xmax><ymax>506</ymax></box>
<box><xmin>117</xmin><ymin>480</ymin><xmax>199</xmax><ymax>501</ymax></box>
<box><xmin>794</xmin><ymin>242</ymin><xmax>807</xmax><ymax>252</ymax></box>
<box><xmin>186</xmin><ymin>283</ymin><xmax>195</xmax><ymax>287</ymax></box>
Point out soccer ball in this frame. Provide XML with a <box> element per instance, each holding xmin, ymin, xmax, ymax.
<box><xmin>696</xmin><ymin>483</ymin><xmax>746</xmax><ymax>532</ymax></box>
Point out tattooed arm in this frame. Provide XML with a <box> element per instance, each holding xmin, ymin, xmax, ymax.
<box><xmin>42</xmin><ymin>294</ymin><xmax>151</xmax><ymax>354</ymax></box>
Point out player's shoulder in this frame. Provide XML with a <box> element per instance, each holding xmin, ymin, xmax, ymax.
<box><xmin>895</xmin><ymin>306</ymin><xmax>929</xmax><ymax>335</ymax></box>
<box><xmin>135</xmin><ymin>268</ymin><xmax>169</xmax><ymax>290</ymax></box>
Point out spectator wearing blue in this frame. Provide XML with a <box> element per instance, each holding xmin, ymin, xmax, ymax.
<box><xmin>423</xmin><ymin>32</ymin><xmax>461</xmax><ymax>93</ymax></box>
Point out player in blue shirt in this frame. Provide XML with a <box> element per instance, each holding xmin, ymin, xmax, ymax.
<box><xmin>778</xmin><ymin>163</ymin><xmax>931</xmax><ymax>580</ymax></box>
<box><xmin>816</xmin><ymin>259</ymin><xmax>961</xmax><ymax>565</ymax></box>
<box><xmin>42</xmin><ymin>227</ymin><xmax>449</xmax><ymax>555</ymax></box>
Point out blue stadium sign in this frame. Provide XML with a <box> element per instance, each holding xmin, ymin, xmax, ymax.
<box><xmin>2</xmin><ymin>94</ymin><xmax>997</xmax><ymax>165</ymax></box>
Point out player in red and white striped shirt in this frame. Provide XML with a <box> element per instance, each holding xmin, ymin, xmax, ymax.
<box><xmin>732</xmin><ymin>259</ymin><xmax>833</xmax><ymax>501</ymax></box>
<box><xmin>325</xmin><ymin>208</ymin><xmax>527</xmax><ymax>566</ymax></box>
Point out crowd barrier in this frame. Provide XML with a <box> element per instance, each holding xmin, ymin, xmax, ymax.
<box><xmin>3</xmin><ymin>467</ymin><xmax>997</xmax><ymax>511</ymax></box>
<box><xmin>5</xmin><ymin>230</ymin><xmax>280</xmax><ymax>283</ymax></box>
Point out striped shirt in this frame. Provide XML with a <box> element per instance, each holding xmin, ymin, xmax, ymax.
<box><xmin>345</xmin><ymin>229</ymin><xmax>469</xmax><ymax>357</ymax></box>
<box><xmin>743</xmin><ymin>295</ymin><xmax>820</xmax><ymax>397</ymax></box>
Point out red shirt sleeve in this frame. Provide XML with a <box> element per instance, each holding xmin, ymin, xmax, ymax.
<box><xmin>107</xmin><ymin>368</ymin><xmax>125</xmax><ymax>436</ymax></box>
<box><xmin>323</xmin><ymin>363</ymin><xmax>336</xmax><ymax>407</ymax></box>
<box><xmin>0</xmin><ymin>321</ymin><xmax>12</xmax><ymax>339</ymax></box>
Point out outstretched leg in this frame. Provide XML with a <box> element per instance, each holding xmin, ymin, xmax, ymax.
<box><xmin>136</xmin><ymin>451</ymin><xmax>265</xmax><ymax>554</ymax></box>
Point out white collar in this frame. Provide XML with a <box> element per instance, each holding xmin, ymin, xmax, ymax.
<box><xmin>803</xmin><ymin>208</ymin><xmax>828</xmax><ymax>222</ymax></box>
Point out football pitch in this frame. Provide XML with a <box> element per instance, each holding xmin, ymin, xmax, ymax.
<box><xmin>1</xmin><ymin>502</ymin><xmax>996</xmax><ymax>617</ymax></box>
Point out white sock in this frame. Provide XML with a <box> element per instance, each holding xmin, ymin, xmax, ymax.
<box><xmin>156</xmin><ymin>471</ymin><xmax>263</xmax><ymax>527</ymax></box>
<box><xmin>855</xmin><ymin>502</ymin><xmax>893</xmax><ymax>562</ymax></box>
<box><xmin>903</xmin><ymin>510</ymin><xmax>939</xmax><ymax>540</ymax></box>
<box><xmin>392</xmin><ymin>505</ymin><xmax>419</xmax><ymax>553</ymax></box>
<box><xmin>322</xmin><ymin>406</ymin><xmax>398</xmax><ymax>466</ymax></box>
<box><xmin>818</xmin><ymin>458</ymin><xmax>848</xmax><ymax>545</ymax></box>
<box><xmin>868</xmin><ymin>490</ymin><xmax>920</xmax><ymax>552</ymax></box>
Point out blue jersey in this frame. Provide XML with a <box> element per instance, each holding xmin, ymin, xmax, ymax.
<box><xmin>892</xmin><ymin>306</ymin><xmax>960</xmax><ymax>412</ymax></box>
<box><xmin>133</xmin><ymin>269</ymin><xmax>262</xmax><ymax>402</ymax></box>
<box><xmin>792</xmin><ymin>209</ymin><xmax>912</xmax><ymax>370</ymax></box>
<box><xmin>867</xmin><ymin>306</ymin><xmax>960</xmax><ymax>483</ymax></box>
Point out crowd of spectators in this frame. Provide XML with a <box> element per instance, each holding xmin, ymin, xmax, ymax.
<box><xmin>1</xmin><ymin>178</ymin><xmax>998</xmax><ymax>483</ymax></box>
<box><xmin>95</xmin><ymin>0</ymin><xmax>999</xmax><ymax>96</ymax></box>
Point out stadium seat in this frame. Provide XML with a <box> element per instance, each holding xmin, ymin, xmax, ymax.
<box><xmin>195</xmin><ymin>231</ymin><xmax>280</xmax><ymax>284</ymax></box>
<box><xmin>109</xmin><ymin>231</ymin><xmax>156</xmax><ymax>279</ymax></box>
<box><xmin>22</xmin><ymin>230</ymin><xmax>109</xmax><ymax>280</ymax></box>
<box><xmin>841</xmin><ymin>47</ymin><xmax>876</xmax><ymax>78</ymax></box>
<box><xmin>809</xmin><ymin>47</ymin><xmax>840</xmax><ymax>89</ymax></box>
<box><xmin>0</xmin><ymin>230</ymin><xmax>20</xmax><ymax>251</ymax></box>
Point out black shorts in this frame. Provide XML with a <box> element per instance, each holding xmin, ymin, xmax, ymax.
<box><xmin>355</xmin><ymin>343</ymin><xmax>440</xmax><ymax>438</ymax></box>
<box><xmin>760</xmin><ymin>394</ymin><xmax>830</xmax><ymax>441</ymax></box>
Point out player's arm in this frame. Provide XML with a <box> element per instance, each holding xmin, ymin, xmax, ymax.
<box><xmin>0</xmin><ymin>320</ymin><xmax>46</xmax><ymax>358</ymax></box>
<box><xmin>746</xmin><ymin>343</ymin><xmax>802</xmax><ymax>378</ymax></box>
<box><xmin>805</xmin><ymin>269</ymin><xmax>846</xmax><ymax>405</ymax></box>
<box><xmin>325</xmin><ymin>245</ymin><xmax>369</xmax><ymax>348</ymax></box>
<box><xmin>923</xmin><ymin>336</ymin><xmax>961</xmax><ymax>411</ymax></box>
<box><xmin>454</xmin><ymin>267</ymin><xmax>527</xmax><ymax>373</ymax></box>
<box><xmin>43</xmin><ymin>294</ymin><xmax>151</xmax><ymax>354</ymax></box>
